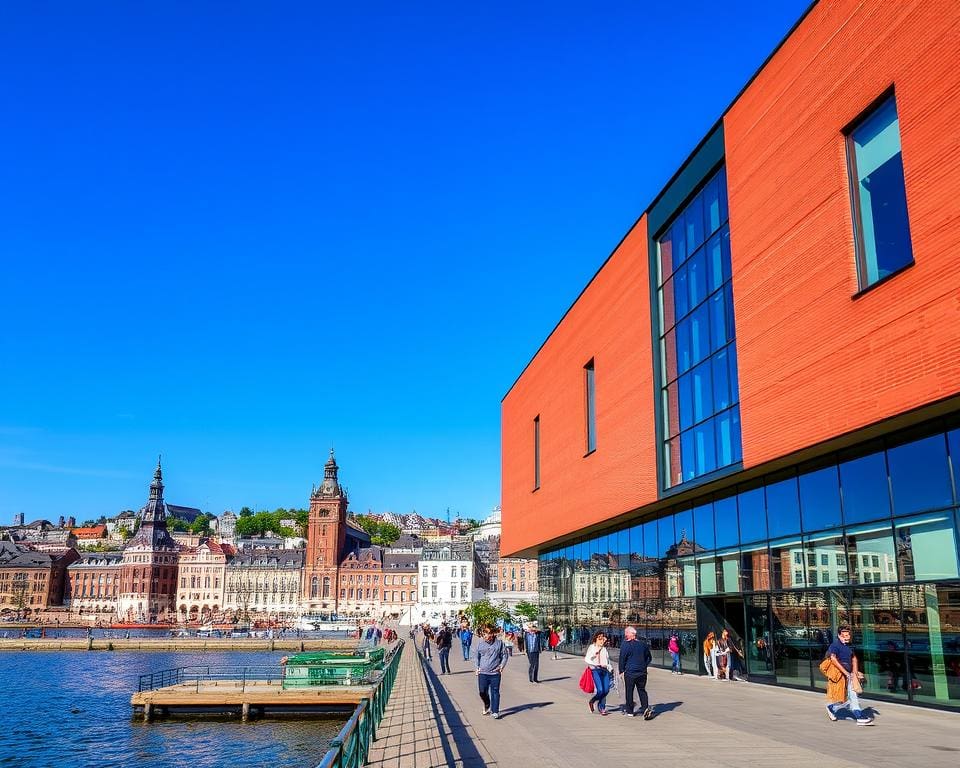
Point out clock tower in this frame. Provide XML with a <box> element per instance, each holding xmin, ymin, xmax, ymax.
<box><xmin>303</xmin><ymin>449</ymin><xmax>348</xmax><ymax>613</ymax></box>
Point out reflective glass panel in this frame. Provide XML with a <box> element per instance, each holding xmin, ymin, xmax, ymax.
<box><xmin>895</xmin><ymin>513</ymin><xmax>959</xmax><ymax>582</ymax></box>
<box><xmin>901</xmin><ymin>585</ymin><xmax>960</xmax><ymax>708</ymax></box>
<box><xmin>697</xmin><ymin>554</ymin><xmax>717</xmax><ymax>595</ymax></box>
<box><xmin>840</xmin><ymin>450</ymin><xmax>891</xmax><ymax>525</ymax></box>
<box><xmin>692</xmin><ymin>501</ymin><xmax>715</xmax><ymax>552</ymax></box>
<box><xmin>714</xmin><ymin>495</ymin><xmax>739</xmax><ymax>548</ymax></box>
<box><xmin>849</xmin><ymin>586</ymin><xmax>908</xmax><ymax>703</ymax></box>
<box><xmin>745</xmin><ymin>594</ymin><xmax>775</xmax><ymax>678</ymax></box>
<box><xmin>770</xmin><ymin>592</ymin><xmax>811</xmax><ymax>688</ymax></box>
<box><xmin>888</xmin><ymin>434</ymin><xmax>953</xmax><ymax>515</ymax></box>
<box><xmin>846</xmin><ymin>522</ymin><xmax>897</xmax><ymax>585</ymax></box>
<box><xmin>738</xmin><ymin>485</ymin><xmax>767</xmax><ymax>544</ymax></box>
<box><xmin>766</xmin><ymin>474</ymin><xmax>801</xmax><ymax>539</ymax></box>
<box><xmin>658</xmin><ymin>515</ymin><xmax>676</xmax><ymax>560</ymax></box>
<box><xmin>949</xmin><ymin>428</ymin><xmax>960</xmax><ymax>504</ymax></box>
<box><xmin>799</xmin><ymin>463</ymin><xmax>843</xmax><ymax>532</ymax></box>
<box><xmin>770</xmin><ymin>536</ymin><xmax>806</xmax><ymax>589</ymax></box>
<box><xmin>717</xmin><ymin>548</ymin><xmax>740</xmax><ymax>593</ymax></box>
<box><xmin>740</xmin><ymin>541</ymin><xmax>770</xmax><ymax>591</ymax></box>
<box><xmin>803</xmin><ymin>531</ymin><xmax>846</xmax><ymax>587</ymax></box>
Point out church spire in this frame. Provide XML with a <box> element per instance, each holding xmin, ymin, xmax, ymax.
<box><xmin>149</xmin><ymin>455</ymin><xmax>164</xmax><ymax>501</ymax></box>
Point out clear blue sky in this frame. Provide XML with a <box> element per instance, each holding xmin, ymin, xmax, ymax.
<box><xmin>0</xmin><ymin>2</ymin><xmax>811</xmax><ymax>524</ymax></box>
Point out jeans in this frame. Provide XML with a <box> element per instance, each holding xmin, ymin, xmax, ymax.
<box><xmin>703</xmin><ymin>652</ymin><xmax>713</xmax><ymax>676</ymax></box>
<box><xmin>478</xmin><ymin>672</ymin><xmax>501</xmax><ymax>714</ymax></box>
<box><xmin>623</xmin><ymin>672</ymin><xmax>649</xmax><ymax>713</ymax></box>
<box><xmin>422</xmin><ymin>639</ymin><xmax>432</xmax><ymax>660</ymax></box>
<box><xmin>438</xmin><ymin>647</ymin><xmax>451</xmax><ymax>673</ymax></box>
<box><xmin>527</xmin><ymin>651</ymin><xmax>540</xmax><ymax>682</ymax></box>
<box><xmin>670</xmin><ymin>651</ymin><xmax>681</xmax><ymax>673</ymax></box>
<box><xmin>462</xmin><ymin>640</ymin><xmax>472</xmax><ymax>661</ymax></box>
<box><xmin>589</xmin><ymin>668</ymin><xmax>612</xmax><ymax>711</ymax></box>
<box><xmin>828</xmin><ymin>677</ymin><xmax>865</xmax><ymax>718</ymax></box>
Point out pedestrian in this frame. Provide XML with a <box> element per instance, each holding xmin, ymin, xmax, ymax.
<box><xmin>584</xmin><ymin>631</ymin><xmax>614</xmax><ymax>715</ymax></box>
<box><xmin>459</xmin><ymin>619</ymin><xmax>473</xmax><ymax>661</ymax></box>
<box><xmin>421</xmin><ymin>623</ymin><xmax>434</xmax><ymax>660</ymax></box>
<box><xmin>823</xmin><ymin>625</ymin><xmax>874</xmax><ymax>725</ymax></box>
<box><xmin>524</xmin><ymin>622</ymin><xmax>541</xmax><ymax>683</ymax></box>
<box><xmin>702</xmin><ymin>631</ymin><xmax>716</xmax><ymax>678</ymax></box>
<box><xmin>618</xmin><ymin>625</ymin><xmax>653</xmax><ymax>720</ymax></box>
<box><xmin>715</xmin><ymin>629</ymin><xmax>732</xmax><ymax>680</ymax></box>
<box><xmin>548</xmin><ymin>625</ymin><xmax>561</xmax><ymax>659</ymax></box>
<box><xmin>436</xmin><ymin>623</ymin><xmax>453</xmax><ymax>674</ymax></box>
<box><xmin>668</xmin><ymin>633</ymin><xmax>682</xmax><ymax>675</ymax></box>
<box><xmin>474</xmin><ymin>624</ymin><xmax>509</xmax><ymax>719</ymax></box>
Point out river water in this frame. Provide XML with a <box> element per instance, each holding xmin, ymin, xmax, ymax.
<box><xmin>0</xmin><ymin>651</ymin><xmax>346</xmax><ymax>768</ymax></box>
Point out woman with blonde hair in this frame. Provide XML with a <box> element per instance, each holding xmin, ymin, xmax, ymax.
<box><xmin>703</xmin><ymin>631</ymin><xmax>716</xmax><ymax>678</ymax></box>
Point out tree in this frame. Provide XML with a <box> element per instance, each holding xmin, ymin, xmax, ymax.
<box><xmin>189</xmin><ymin>513</ymin><xmax>212</xmax><ymax>536</ymax></box>
<box><xmin>514</xmin><ymin>600</ymin><xmax>539</xmax><ymax>622</ymax></box>
<box><xmin>239</xmin><ymin>506</ymin><xmax>254</xmax><ymax>517</ymax></box>
<box><xmin>464</xmin><ymin>598</ymin><xmax>510</xmax><ymax>628</ymax></box>
<box><xmin>352</xmin><ymin>515</ymin><xmax>402</xmax><ymax>547</ymax></box>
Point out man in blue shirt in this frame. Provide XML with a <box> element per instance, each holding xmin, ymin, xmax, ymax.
<box><xmin>826</xmin><ymin>625</ymin><xmax>874</xmax><ymax>726</ymax></box>
<box><xmin>618</xmin><ymin>626</ymin><xmax>654</xmax><ymax>720</ymax></box>
<box><xmin>523</xmin><ymin>622</ymin><xmax>541</xmax><ymax>683</ymax></box>
<box><xmin>474</xmin><ymin>624</ymin><xmax>509</xmax><ymax>719</ymax></box>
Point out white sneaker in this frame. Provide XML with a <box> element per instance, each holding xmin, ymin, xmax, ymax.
<box><xmin>856</xmin><ymin>716</ymin><xmax>874</xmax><ymax>726</ymax></box>
<box><xmin>826</xmin><ymin>706</ymin><xmax>837</xmax><ymax>722</ymax></box>
<box><xmin>482</xmin><ymin>708</ymin><xmax>490</xmax><ymax>716</ymax></box>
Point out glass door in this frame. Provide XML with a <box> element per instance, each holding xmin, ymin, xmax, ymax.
<box><xmin>745</xmin><ymin>594</ymin><xmax>774</xmax><ymax>678</ymax></box>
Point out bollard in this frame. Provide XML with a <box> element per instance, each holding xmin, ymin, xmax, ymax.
<box><xmin>144</xmin><ymin>703</ymin><xmax>153</xmax><ymax>723</ymax></box>
<box><xmin>241</xmin><ymin>702</ymin><xmax>250</xmax><ymax>722</ymax></box>
<box><xmin>87</xmin><ymin>636</ymin><xmax>94</xmax><ymax>651</ymax></box>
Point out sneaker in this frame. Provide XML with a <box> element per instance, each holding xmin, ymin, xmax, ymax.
<box><xmin>643</xmin><ymin>707</ymin><xmax>654</xmax><ymax>721</ymax></box>
<box><xmin>856</xmin><ymin>717</ymin><xmax>874</xmax><ymax>726</ymax></box>
<box><xmin>598</xmin><ymin>710</ymin><xmax>609</xmax><ymax>716</ymax></box>
<box><xmin>623</xmin><ymin>711</ymin><xmax>636</xmax><ymax>717</ymax></box>
<box><xmin>826</xmin><ymin>706</ymin><xmax>837</xmax><ymax>722</ymax></box>
<box><xmin>482</xmin><ymin>708</ymin><xmax>490</xmax><ymax>716</ymax></box>
<box><xmin>491</xmin><ymin>713</ymin><xmax>500</xmax><ymax>719</ymax></box>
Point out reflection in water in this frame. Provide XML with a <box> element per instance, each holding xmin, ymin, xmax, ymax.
<box><xmin>0</xmin><ymin>651</ymin><xmax>345</xmax><ymax>768</ymax></box>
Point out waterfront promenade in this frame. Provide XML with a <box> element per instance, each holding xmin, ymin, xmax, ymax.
<box><xmin>369</xmin><ymin>645</ymin><xmax>960</xmax><ymax>768</ymax></box>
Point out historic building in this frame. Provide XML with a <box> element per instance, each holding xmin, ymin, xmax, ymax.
<box><xmin>382</xmin><ymin>547</ymin><xmax>419</xmax><ymax>623</ymax></box>
<box><xmin>224</xmin><ymin>548</ymin><xmax>304</xmax><ymax>621</ymax></box>
<box><xmin>502</xmin><ymin>0</ymin><xmax>960</xmax><ymax>710</ymax></box>
<box><xmin>301</xmin><ymin>450</ymin><xmax>372</xmax><ymax>615</ymax></box>
<box><xmin>0</xmin><ymin>540</ymin><xmax>78</xmax><ymax>616</ymax></box>
<box><xmin>416</xmin><ymin>538</ymin><xmax>480</xmax><ymax>621</ymax></box>
<box><xmin>336</xmin><ymin>546</ymin><xmax>385</xmax><ymax>617</ymax></box>
<box><xmin>66</xmin><ymin>551</ymin><xmax>123</xmax><ymax>615</ymax></box>
<box><xmin>116</xmin><ymin>461</ymin><xmax>180</xmax><ymax>622</ymax></box>
<box><xmin>176</xmin><ymin>539</ymin><xmax>234</xmax><ymax>622</ymax></box>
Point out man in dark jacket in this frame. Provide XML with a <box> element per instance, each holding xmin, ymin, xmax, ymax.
<box><xmin>436</xmin><ymin>623</ymin><xmax>453</xmax><ymax>674</ymax></box>
<box><xmin>523</xmin><ymin>622</ymin><xmax>541</xmax><ymax>682</ymax></box>
<box><xmin>618</xmin><ymin>625</ymin><xmax>653</xmax><ymax>720</ymax></box>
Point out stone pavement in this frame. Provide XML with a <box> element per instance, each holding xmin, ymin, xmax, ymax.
<box><xmin>416</xmin><ymin>645</ymin><xmax>960</xmax><ymax>768</ymax></box>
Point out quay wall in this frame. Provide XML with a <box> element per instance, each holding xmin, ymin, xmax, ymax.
<box><xmin>0</xmin><ymin>638</ymin><xmax>355</xmax><ymax>652</ymax></box>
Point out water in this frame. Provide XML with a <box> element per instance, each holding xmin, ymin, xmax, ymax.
<box><xmin>0</xmin><ymin>651</ymin><xmax>347</xmax><ymax>768</ymax></box>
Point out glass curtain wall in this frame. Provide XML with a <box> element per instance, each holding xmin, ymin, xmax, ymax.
<box><xmin>538</xmin><ymin>419</ymin><xmax>960</xmax><ymax>708</ymax></box>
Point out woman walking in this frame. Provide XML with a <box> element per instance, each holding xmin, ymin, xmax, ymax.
<box><xmin>549</xmin><ymin>625</ymin><xmax>561</xmax><ymax>659</ymax></box>
<box><xmin>702</xmin><ymin>631</ymin><xmax>716</xmax><ymax>678</ymax></box>
<box><xmin>584</xmin><ymin>631</ymin><xmax>614</xmax><ymax>715</ymax></box>
<box><xmin>668</xmin><ymin>633</ymin><xmax>682</xmax><ymax>675</ymax></box>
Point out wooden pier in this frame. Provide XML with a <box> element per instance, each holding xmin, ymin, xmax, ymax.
<box><xmin>132</xmin><ymin>678</ymin><xmax>376</xmax><ymax>721</ymax></box>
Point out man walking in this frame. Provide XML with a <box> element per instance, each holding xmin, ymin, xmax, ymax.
<box><xmin>436</xmin><ymin>622</ymin><xmax>453</xmax><ymax>674</ymax></box>
<box><xmin>618</xmin><ymin>625</ymin><xmax>653</xmax><ymax>720</ymax></box>
<box><xmin>825</xmin><ymin>625</ymin><xmax>874</xmax><ymax>725</ymax></box>
<box><xmin>421</xmin><ymin>623</ymin><xmax>434</xmax><ymax>661</ymax></box>
<box><xmin>523</xmin><ymin>622</ymin><xmax>541</xmax><ymax>683</ymax></box>
<box><xmin>474</xmin><ymin>624</ymin><xmax>509</xmax><ymax>719</ymax></box>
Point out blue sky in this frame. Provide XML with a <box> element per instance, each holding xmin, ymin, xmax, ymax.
<box><xmin>0</xmin><ymin>2</ymin><xmax>811</xmax><ymax>524</ymax></box>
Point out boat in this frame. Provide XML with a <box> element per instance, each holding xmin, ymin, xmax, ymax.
<box><xmin>295</xmin><ymin>614</ymin><xmax>356</xmax><ymax>633</ymax></box>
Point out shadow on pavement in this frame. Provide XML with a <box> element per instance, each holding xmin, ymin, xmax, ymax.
<box><xmin>418</xmin><ymin>651</ymin><xmax>492</xmax><ymax>767</ymax></box>
<box><xmin>649</xmin><ymin>701</ymin><xmax>683</xmax><ymax>719</ymax></box>
<box><xmin>497</xmin><ymin>701</ymin><xmax>553</xmax><ymax>718</ymax></box>
<box><xmin>538</xmin><ymin>676</ymin><xmax>570</xmax><ymax>683</ymax></box>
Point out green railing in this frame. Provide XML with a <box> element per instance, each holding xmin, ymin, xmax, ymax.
<box><xmin>314</xmin><ymin>640</ymin><xmax>404</xmax><ymax>768</ymax></box>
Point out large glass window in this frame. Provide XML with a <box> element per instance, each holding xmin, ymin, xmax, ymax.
<box><xmin>888</xmin><ymin>434</ymin><xmax>953</xmax><ymax>515</ymax></box>
<box><xmin>658</xmin><ymin>167</ymin><xmax>741</xmax><ymax>488</ymax></box>
<box><xmin>738</xmin><ymin>484</ymin><xmax>767</xmax><ymax>543</ymax></box>
<box><xmin>799</xmin><ymin>463</ymin><xmax>842</xmax><ymax>533</ymax></box>
<box><xmin>846</xmin><ymin>94</ymin><xmax>914</xmax><ymax>289</ymax></box>
<box><xmin>839</xmin><ymin>449</ymin><xmax>891</xmax><ymax>525</ymax></box>
<box><xmin>766</xmin><ymin>474</ymin><xmax>801</xmax><ymax>539</ymax></box>
<box><xmin>895</xmin><ymin>513</ymin><xmax>960</xmax><ymax>582</ymax></box>
<box><xmin>846</xmin><ymin>522</ymin><xmax>897</xmax><ymax>585</ymax></box>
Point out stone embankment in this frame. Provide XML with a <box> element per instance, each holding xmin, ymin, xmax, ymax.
<box><xmin>0</xmin><ymin>637</ymin><xmax>351</xmax><ymax>652</ymax></box>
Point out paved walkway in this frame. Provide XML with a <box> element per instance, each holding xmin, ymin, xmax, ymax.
<box><xmin>418</xmin><ymin>646</ymin><xmax>960</xmax><ymax>768</ymax></box>
<box><xmin>367</xmin><ymin>640</ymin><xmax>495</xmax><ymax>768</ymax></box>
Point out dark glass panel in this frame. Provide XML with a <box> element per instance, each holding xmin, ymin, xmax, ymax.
<box><xmin>678</xmin><ymin>373</ymin><xmax>694</xmax><ymax>432</ymax></box>
<box><xmin>675</xmin><ymin>317</ymin><xmax>692</xmax><ymax>375</ymax></box>
<box><xmin>771</xmin><ymin>592</ymin><xmax>811</xmax><ymax>688</ymax></box>
<box><xmin>949</xmin><ymin>428</ymin><xmax>960</xmax><ymax>504</ymax></box>
<box><xmin>671</xmin><ymin>219</ymin><xmax>686</xmax><ymax>272</ymax></box>
<box><xmin>720</xmin><ymin>225</ymin><xmax>732</xmax><ymax>283</ymax></box>
<box><xmin>846</xmin><ymin>521</ymin><xmax>897</xmax><ymax>585</ymax></box>
<box><xmin>662</xmin><ymin>328</ymin><xmax>678</xmax><ymax>384</ymax></box>
<box><xmin>680</xmin><ymin>430</ymin><xmax>696</xmax><ymax>484</ymax></box>
<box><xmin>692</xmin><ymin>501</ymin><xmax>715</xmax><ymax>552</ymax></box>
<box><xmin>718</xmin><ymin>166</ymin><xmax>729</xmax><ymax>224</ymax></box>
<box><xmin>745</xmin><ymin>594</ymin><xmax>775</xmax><ymax>678</ymax></box>
<box><xmin>799</xmin><ymin>463</ymin><xmax>843</xmax><ymax>533</ymax></box>
<box><xmin>687</xmin><ymin>246</ymin><xmax>708</xmax><ymax>310</ymax></box>
<box><xmin>674</xmin><ymin>262</ymin><xmax>689</xmax><ymax>319</ymax></box>
<box><xmin>688</xmin><ymin>303</ymin><xmax>710</xmax><ymax>369</ymax></box>
<box><xmin>766</xmin><ymin>474</ymin><xmax>801</xmax><ymax>539</ymax></box>
<box><xmin>709</xmin><ymin>288</ymin><xmax>726</xmax><ymax>352</ymax></box>
<box><xmin>839</xmin><ymin>450</ymin><xmax>891</xmax><ymax>525</ymax></box>
<box><xmin>738</xmin><ymin>484</ymin><xmax>767</xmax><ymax>544</ymax></box>
<box><xmin>642</xmin><ymin>519</ymin><xmax>658</xmax><ymax>561</ymax></box>
<box><xmin>711</xmin><ymin>349</ymin><xmax>731</xmax><ymax>410</ymax></box>
<box><xmin>901</xmin><ymin>585</ymin><xmax>960</xmax><ymax>708</ymax></box>
<box><xmin>704</xmin><ymin>175</ymin><xmax>722</xmax><ymax>236</ymax></box>
<box><xmin>894</xmin><ymin>513</ymin><xmax>959</xmax><ymax>582</ymax></box>
<box><xmin>723</xmin><ymin>282</ymin><xmax>736</xmax><ymax>343</ymax></box>
<box><xmin>664</xmin><ymin>437</ymin><xmax>681</xmax><ymax>490</ymax></box>
<box><xmin>690</xmin><ymin>359</ymin><xmax>713</xmax><ymax>424</ymax></box>
<box><xmin>705</xmin><ymin>232</ymin><xmax>724</xmax><ymax>294</ymax></box>
<box><xmin>713</xmin><ymin>495</ymin><xmax>739</xmax><ymax>549</ymax></box>
<box><xmin>740</xmin><ymin>541</ymin><xmax>770</xmax><ymax>591</ymax></box>
<box><xmin>658</xmin><ymin>230</ymin><xmax>673</xmax><ymax>286</ymax></box>
<box><xmin>658</xmin><ymin>514</ymin><xmax>676</xmax><ymax>561</ymax></box>
<box><xmin>685</xmin><ymin>194</ymin><xmax>705</xmax><ymax>253</ymax></box>
<box><xmin>693</xmin><ymin>419</ymin><xmax>717</xmax><ymax>476</ymax></box>
<box><xmin>716</xmin><ymin>406</ymin><xmax>738</xmax><ymax>468</ymax></box>
<box><xmin>728</xmin><ymin>349</ymin><xmax>740</xmax><ymax>403</ymax></box>
<box><xmin>770</xmin><ymin>536</ymin><xmax>806</xmax><ymax>589</ymax></box>
<box><xmin>887</xmin><ymin>433</ymin><xmax>952</xmax><ymax>515</ymax></box>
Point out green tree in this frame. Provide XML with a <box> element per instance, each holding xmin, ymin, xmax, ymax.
<box><xmin>464</xmin><ymin>598</ymin><xmax>510</xmax><ymax>628</ymax></box>
<box><xmin>352</xmin><ymin>515</ymin><xmax>402</xmax><ymax>547</ymax></box>
<box><xmin>189</xmin><ymin>513</ymin><xmax>212</xmax><ymax>536</ymax></box>
<box><xmin>514</xmin><ymin>600</ymin><xmax>539</xmax><ymax>622</ymax></box>
<box><xmin>239</xmin><ymin>506</ymin><xmax>254</xmax><ymax>517</ymax></box>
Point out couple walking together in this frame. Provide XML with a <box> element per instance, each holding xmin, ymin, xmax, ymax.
<box><xmin>584</xmin><ymin>626</ymin><xmax>653</xmax><ymax>719</ymax></box>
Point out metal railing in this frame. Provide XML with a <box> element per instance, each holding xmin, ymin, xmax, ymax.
<box><xmin>314</xmin><ymin>640</ymin><xmax>405</xmax><ymax>768</ymax></box>
<box><xmin>137</xmin><ymin>665</ymin><xmax>283</xmax><ymax>693</ymax></box>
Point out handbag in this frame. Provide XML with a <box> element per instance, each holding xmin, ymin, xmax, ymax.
<box><xmin>579</xmin><ymin>666</ymin><xmax>595</xmax><ymax>694</ymax></box>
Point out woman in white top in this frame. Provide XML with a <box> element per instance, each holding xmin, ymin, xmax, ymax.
<box><xmin>584</xmin><ymin>631</ymin><xmax>614</xmax><ymax>715</ymax></box>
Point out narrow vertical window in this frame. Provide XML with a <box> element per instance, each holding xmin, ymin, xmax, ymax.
<box><xmin>533</xmin><ymin>415</ymin><xmax>541</xmax><ymax>490</ymax></box>
<box><xmin>846</xmin><ymin>93</ymin><xmax>913</xmax><ymax>289</ymax></box>
<box><xmin>584</xmin><ymin>359</ymin><xmax>596</xmax><ymax>454</ymax></box>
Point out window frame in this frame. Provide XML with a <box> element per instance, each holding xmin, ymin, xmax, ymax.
<box><xmin>533</xmin><ymin>414</ymin><xmax>541</xmax><ymax>491</ymax></box>
<box><xmin>843</xmin><ymin>88</ymin><xmax>914</xmax><ymax>294</ymax></box>
<box><xmin>584</xmin><ymin>358</ymin><xmax>596</xmax><ymax>456</ymax></box>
